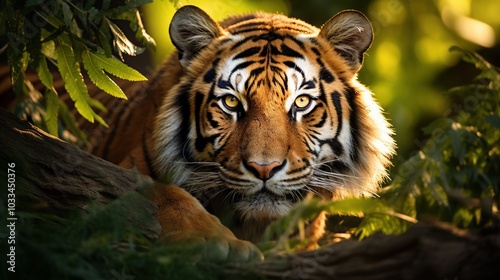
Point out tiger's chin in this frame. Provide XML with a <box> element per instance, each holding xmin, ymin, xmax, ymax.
<box><xmin>234</xmin><ymin>191</ymin><xmax>294</xmax><ymax>221</ymax></box>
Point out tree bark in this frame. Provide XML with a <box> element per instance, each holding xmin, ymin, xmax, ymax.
<box><xmin>258</xmin><ymin>221</ymin><xmax>500</xmax><ymax>280</ymax></box>
<box><xmin>0</xmin><ymin>108</ymin><xmax>160</xmax><ymax>238</ymax></box>
<box><xmin>1</xmin><ymin>108</ymin><xmax>499</xmax><ymax>279</ymax></box>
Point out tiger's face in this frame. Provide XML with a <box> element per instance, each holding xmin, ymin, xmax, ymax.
<box><xmin>154</xmin><ymin>6</ymin><xmax>394</xmax><ymax>222</ymax></box>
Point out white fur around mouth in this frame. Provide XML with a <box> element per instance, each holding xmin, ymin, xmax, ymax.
<box><xmin>234</xmin><ymin>190</ymin><xmax>295</xmax><ymax>220</ymax></box>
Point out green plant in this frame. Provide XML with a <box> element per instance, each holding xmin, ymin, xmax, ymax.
<box><xmin>1</xmin><ymin>0</ymin><xmax>153</xmax><ymax>139</ymax></box>
<box><xmin>372</xmin><ymin>47</ymin><xmax>500</xmax><ymax>231</ymax></box>
<box><xmin>263</xmin><ymin>46</ymin><xmax>500</xmax><ymax>248</ymax></box>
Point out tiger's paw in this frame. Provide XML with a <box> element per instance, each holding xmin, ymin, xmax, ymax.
<box><xmin>168</xmin><ymin>232</ymin><xmax>263</xmax><ymax>262</ymax></box>
<box><xmin>146</xmin><ymin>183</ymin><xmax>263</xmax><ymax>262</ymax></box>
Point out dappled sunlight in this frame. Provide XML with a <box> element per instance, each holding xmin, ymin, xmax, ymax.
<box><xmin>441</xmin><ymin>7</ymin><xmax>495</xmax><ymax>48</ymax></box>
<box><xmin>374</xmin><ymin>41</ymin><xmax>400</xmax><ymax>79</ymax></box>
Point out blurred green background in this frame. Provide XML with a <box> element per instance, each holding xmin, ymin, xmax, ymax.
<box><xmin>140</xmin><ymin>0</ymin><xmax>500</xmax><ymax>177</ymax></box>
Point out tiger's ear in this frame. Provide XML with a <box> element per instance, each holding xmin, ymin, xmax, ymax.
<box><xmin>319</xmin><ymin>10</ymin><xmax>373</xmax><ymax>71</ymax></box>
<box><xmin>169</xmin><ymin>5</ymin><xmax>223</xmax><ymax>65</ymax></box>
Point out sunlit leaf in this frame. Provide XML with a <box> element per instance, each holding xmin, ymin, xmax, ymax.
<box><xmin>55</xmin><ymin>34</ymin><xmax>94</xmax><ymax>123</ymax></box>
<box><xmin>37</xmin><ymin>56</ymin><xmax>53</xmax><ymax>88</ymax></box>
<box><xmin>90</xmin><ymin>51</ymin><xmax>147</xmax><ymax>81</ymax></box>
<box><xmin>82</xmin><ymin>49</ymin><xmax>128</xmax><ymax>99</ymax></box>
<box><xmin>92</xmin><ymin>111</ymin><xmax>109</xmax><ymax>128</ymax></box>
<box><xmin>87</xmin><ymin>98</ymin><xmax>107</xmax><ymax>113</ymax></box>
<box><xmin>44</xmin><ymin>88</ymin><xmax>59</xmax><ymax>136</ymax></box>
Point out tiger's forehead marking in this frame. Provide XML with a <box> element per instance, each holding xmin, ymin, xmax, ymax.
<box><xmin>215</xmin><ymin>33</ymin><xmax>321</xmax><ymax>108</ymax></box>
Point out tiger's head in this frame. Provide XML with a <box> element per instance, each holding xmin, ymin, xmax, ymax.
<box><xmin>153</xmin><ymin>6</ymin><xmax>395</xmax><ymax>223</ymax></box>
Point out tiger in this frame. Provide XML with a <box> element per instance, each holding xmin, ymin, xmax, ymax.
<box><xmin>2</xmin><ymin>5</ymin><xmax>395</xmax><ymax>258</ymax></box>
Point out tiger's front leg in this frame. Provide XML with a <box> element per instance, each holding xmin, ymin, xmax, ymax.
<box><xmin>145</xmin><ymin>182</ymin><xmax>263</xmax><ymax>262</ymax></box>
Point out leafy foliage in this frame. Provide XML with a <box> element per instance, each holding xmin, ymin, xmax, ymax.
<box><xmin>372</xmin><ymin>47</ymin><xmax>500</xmax><ymax>232</ymax></box>
<box><xmin>1</xmin><ymin>0</ymin><xmax>499</xmax><ymax>277</ymax></box>
<box><xmin>1</xmin><ymin>0</ymin><xmax>151</xmax><ymax>139</ymax></box>
<box><xmin>263</xmin><ymin>46</ymin><xmax>500</xmax><ymax>249</ymax></box>
<box><xmin>0</xmin><ymin>192</ymin><xmax>261</xmax><ymax>280</ymax></box>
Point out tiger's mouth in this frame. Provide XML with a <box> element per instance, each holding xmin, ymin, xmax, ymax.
<box><xmin>232</xmin><ymin>188</ymin><xmax>308</xmax><ymax>220</ymax></box>
<box><xmin>237</xmin><ymin>187</ymin><xmax>305</xmax><ymax>203</ymax></box>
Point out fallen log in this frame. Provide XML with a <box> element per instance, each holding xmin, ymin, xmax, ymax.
<box><xmin>0</xmin><ymin>108</ymin><xmax>160</xmax><ymax>238</ymax></box>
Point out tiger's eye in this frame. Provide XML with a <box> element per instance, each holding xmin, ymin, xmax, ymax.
<box><xmin>223</xmin><ymin>95</ymin><xmax>240</xmax><ymax>109</ymax></box>
<box><xmin>294</xmin><ymin>95</ymin><xmax>311</xmax><ymax>109</ymax></box>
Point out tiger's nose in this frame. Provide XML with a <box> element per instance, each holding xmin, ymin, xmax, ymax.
<box><xmin>245</xmin><ymin>160</ymin><xmax>286</xmax><ymax>181</ymax></box>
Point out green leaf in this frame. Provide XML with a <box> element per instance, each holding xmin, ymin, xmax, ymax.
<box><xmin>90</xmin><ymin>51</ymin><xmax>147</xmax><ymax>81</ymax></box>
<box><xmin>35</xmin><ymin>12</ymin><xmax>64</xmax><ymax>29</ymax></box>
<box><xmin>55</xmin><ymin>34</ymin><xmax>94</xmax><ymax>123</ymax></box>
<box><xmin>37</xmin><ymin>57</ymin><xmax>53</xmax><ymax>88</ymax></box>
<box><xmin>9</xmin><ymin>51</ymin><xmax>30</xmax><ymax>98</ymax></box>
<box><xmin>87</xmin><ymin>98</ymin><xmax>107</xmax><ymax>112</ymax></box>
<box><xmin>92</xmin><ymin>111</ymin><xmax>109</xmax><ymax>128</ymax></box>
<box><xmin>98</xmin><ymin>20</ymin><xmax>113</xmax><ymax>57</ymax></box>
<box><xmin>82</xmin><ymin>49</ymin><xmax>128</xmax><ymax>99</ymax></box>
<box><xmin>60</xmin><ymin>1</ymin><xmax>73</xmax><ymax>29</ymax></box>
<box><xmin>45</xmin><ymin>88</ymin><xmax>59</xmax><ymax>136</ymax></box>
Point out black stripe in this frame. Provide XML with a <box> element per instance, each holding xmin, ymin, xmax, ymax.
<box><xmin>316</xmin><ymin>57</ymin><xmax>325</xmax><ymax>67</ymax></box>
<box><xmin>194</xmin><ymin>92</ymin><xmax>206</xmax><ymax>153</ymax></box>
<box><xmin>249</xmin><ymin>66</ymin><xmax>265</xmax><ymax>77</ymax></box>
<box><xmin>311</xmin><ymin>47</ymin><xmax>321</xmax><ymax>56</ymax></box>
<box><xmin>301</xmin><ymin>80</ymin><xmax>315</xmax><ymax>89</ymax></box>
<box><xmin>331</xmin><ymin>91</ymin><xmax>343</xmax><ymax>138</ymax></box>
<box><xmin>282</xmin><ymin>174</ymin><xmax>310</xmax><ymax>182</ymax></box>
<box><xmin>232</xmin><ymin>20</ymin><xmax>268</xmax><ymax>31</ymax></box>
<box><xmin>177</xmin><ymin>84</ymin><xmax>193</xmax><ymax>160</ymax></box>
<box><xmin>217</xmin><ymin>78</ymin><xmax>234</xmax><ymax>90</ymax></box>
<box><xmin>325</xmin><ymin>139</ymin><xmax>344</xmax><ymax>156</ymax></box>
<box><xmin>220</xmin><ymin>171</ymin><xmax>251</xmax><ymax>183</ymax></box>
<box><xmin>194</xmin><ymin>92</ymin><xmax>219</xmax><ymax>152</ymax></box>
<box><xmin>203</xmin><ymin>58</ymin><xmax>220</xmax><ymax>83</ymax></box>
<box><xmin>204</xmin><ymin>67</ymin><xmax>216</xmax><ymax>83</ymax></box>
<box><xmin>234</xmin><ymin>47</ymin><xmax>262</xmax><ymax>59</ymax></box>
<box><xmin>142</xmin><ymin>131</ymin><xmax>157</xmax><ymax>177</ymax></box>
<box><xmin>302</xmin><ymin>102</ymin><xmax>323</xmax><ymax>119</ymax></box>
<box><xmin>280</xmin><ymin>43</ymin><xmax>303</xmax><ymax>58</ymax></box>
<box><xmin>287</xmin><ymin>164</ymin><xmax>309</xmax><ymax>175</ymax></box>
<box><xmin>219</xmin><ymin>159</ymin><xmax>245</xmax><ymax>176</ymax></box>
<box><xmin>207</xmin><ymin>112</ymin><xmax>219</xmax><ymax>128</ymax></box>
<box><xmin>283</xmin><ymin>61</ymin><xmax>305</xmax><ymax>79</ymax></box>
<box><xmin>284</xmin><ymin>34</ymin><xmax>306</xmax><ymax>50</ymax></box>
<box><xmin>320</xmin><ymin>160</ymin><xmax>349</xmax><ymax>173</ymax></box>
<box><xmin>320</xmin><ymin>68</ymin><xmax>334</xmax><ymax>83</ymax></box>
<box><xmin>232</xmin><ymin>60</ymin><xmax>254</xmax><ymax>72</ymax></box>
<box><xmin>313</xmin><ymin>111</ymin><xmax>327</xmax><ymax>128</ymax></box>
<box><xmin>230</xmin><ymin>35</ymin><xmax>254</xmax><ymax>50</ymax></box>
<box><xmin>345</xmin><ymin>87</ymin><xmax>360</xmax><ymax>161</ymax></box>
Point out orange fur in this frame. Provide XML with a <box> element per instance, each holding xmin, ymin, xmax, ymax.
<box><xmin>1</xmin><ymin>7</ymin><xmax>395</xmax><ymax>251</ymax></box>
